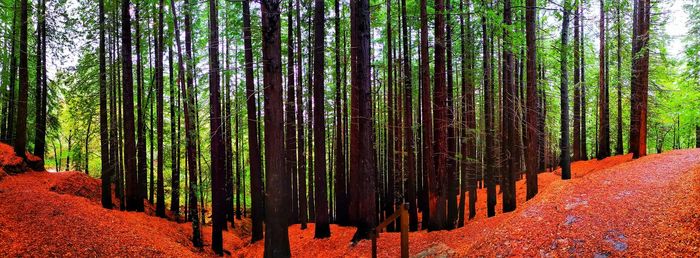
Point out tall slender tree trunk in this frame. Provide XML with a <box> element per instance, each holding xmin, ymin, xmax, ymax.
<box><xmin>501</xmin><ymin>0</ymin><xmax>517</xmax><ymax>213</ymax></box>
<box><xmin>155</xmin><ymin>0</ymin><xmax>166</xmax><ymax>218</ymax></box>
<box><xmin>615</xmin><ymin>0</ymin><xmax>623</xmax><ymax>155</ymax></box>
<box><xmin>482</xmin><ymin>0</ymin><xmax>497</xmax><ymax>218</ymax></box>
<box><xmin>572</xmin><ymin>2</ymin><xmax>581</xmax><ymax>162</ymax></box>
<box><xmin>629</xmin><ymin>0</ymin><xmax>650</xmax><ymax>158</ymax></box>
<box><xmin>33</xmin><ymin>0</ymin><xmax>47</xmax><ymax>169</ymax></box>
<box><xmin>334</xmin><ymin>0</ymin><xmax>349</xmax><ymax>226</ymax></box>
<box><xmin>418</xmin><ymin>0</ymin><xmax>435</xmax><ymax>228</ymax></box>
<box><xmin>242</xmin><ymin>0</ymin><xmax>265</xmax><ymax>243</ymax></box>
<box><xmin>312</xmin><ymin>0</ymin><xmax>330</xmax><ymax>239</ymax></box>
<box><xmin>99</xmin><ymin>0</ymin><xmax>112</xmax><ymax>209</ymax></box>
<box><xmin>2</xmin><ymin>1</ymin><xmax>18</xmax><ymax>143</ymax></box>
<box><xmin>350</xmin><ymin>0</ymin><xmax>377</xmax><ymax>242</ymax></box>
<box><xmin>121</xmin><ymin>0</ymin><xmax>141</xmax><ymax>212</ymax></box>
<box><xmin>525</xmin><ymin>0</ymin><xmax>539</xmax><ymax>200</ymax></box>
<box><xmin>401</xmin><ymin>0</ymin><xmax>418</xmax><ymax>231</ymax></box>
<box><xmin>445</xmin><ymin>0</ymin><xmax>458</xmax><ymax>228</ymax></box>
<box><xmin>135</xmin><ymin>2</ymin><xmax>149</xmax><ymax>210</ymax></box>
<box><xmin>295</xmin><ymin>0</ymin><xmax>308</xmax><ymax>230</ymax></box>
<box><xmin>178</xmin><ymin>0</ymin><xmax>203</xmax><ymax>247</ymax></box>
<box><xmin>207</xmin><ymin>0</ymin><xmax>226</xmax><ymax>253</ymax></box>
<box><xmin>285</xmin><ymin>0</ymin><xmax>299</xmax><ymax>226</ymax></box>
<box><xmin>597</xmin><ymin>0</ymin><xmax>611</xmax><ymax>160</ymax></box>
<box><xmin>13</xmin><ymin>0</ymin><xmax>29</xmax><ymax>160</ymax></box>
<box><xmin>560</xmin><ymin>0</ymin><xmax>572</xmax><ymax>180</ymax></box>
<box><xmin>580</xmin><ymin>6</ymin><xmax>588</xmax><ymax>160</ymax></box>
<box><xmin>260</xmin><ymin>0</ymin><xmax>292</xmax><ymax>256</ymax></box>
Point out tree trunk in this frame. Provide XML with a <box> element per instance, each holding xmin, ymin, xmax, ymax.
<box><xmin>99</xmin><ymin>0</ymin><xmax>112</xmax><ymax>209</ymax></box>
<box><xmin>207</xmin><ymin>0</ymin><xmax>226</xmax><ymax>253</ymax></box>
<box><xmin>597</xmin><ymin>0</ymin><xmax>611</xmax><ymax>160</ymax></box>
<box><xmin>312</xmin><ymin>0</ymin><xmax>330</xmax><ymax>239</ymax></box>
<box><xmin>242</xmin><ymin>0</ymin><xmax>265</xmax><ymax>243</ymax></box>
<box><xmin>334</xmin><ymin>0</ymin><xmax>349</xmax><ymax>226</ymax></box>
<box><xmin>295</xmin><ymin>0</ymin><xmax>308</xmax><ymax>230</ymax></box>
<box><xmin>120</xmin><ymin>0</ymin><xmax>141</xmax><ymax>212</ymax></box>
<box><xmin>260</xmin><ymin>0</ymin><xmax>292</xmax><ymax>256</ymax></box>
<box><xmin>482</xmin><ymin>0</ymin><xmax>497</xmax><ymax>218</ymax></box>
<box><xmin>33</xmin><ymin>0</ymin><xmax>47</xmax><ymax>169</ymax></box>
<box><xmin>572</xmin><ymin>2</ymin><xmax>581</xmax><ymax>162</ymax></box>
<box><xmin>350</xmin><ymin>0</ymin><xmax>377</xmax><ymax>242</ymax></box>
<box><xmin>629</xmin><ymin>0</ymin><xmax>650</xmax><ymax>158</ymax></box>
<box><xmin>525</xmin><ymin>0</ymin><xmax>539</xmax><ymax>200</ymax></box>
<box><xmin>13</xmin><ymin>0</ymin><xmax>29</xmax><ymax>160</ymax></box>
<box><xmin>285</xmin><ymin>0</ymin><xmax>299</xmax><ymax>227</ymax></box>
<box><xmin>178</xmin><ymin>0</ymin><xmax>203</xmax><ymax>247</ymax></box>
<box><xmin>560</xmin><ymin>0</ymin><xmax>572</xmax><ymax>180</ymax></box>
<box><xmin>615</xmin><ymin>0</ymin><xmax>623</xmax><ymax>155</ymax></box>
<box><xmin>418</xmin><ymin>0</ymin><xmax>435</xmax><ymax>229</ymax></box>
<box><xmin>501</xmin><ymin>0</ymin><xmax>517</xmax><ymax>213</ymax></box>
<box><xmin>580</xmin><ymin>6</ymin><xmax>588</xmax><ymax>160</ymax></box>
<box><xmin>401</xmin><ymin>0</ymin><xmax>418</xmax><ymax>231</ymax></box>
<box><xmin>445</xmin><ymin>0</ymin><xmax>458</xmax><ymax>228</ymax></box>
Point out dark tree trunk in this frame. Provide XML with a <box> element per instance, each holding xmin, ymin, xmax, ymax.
<box><xmin>572</xmin><ymin>3</ymin><xmax>581</xmax><ymax>162</ymax></box>
<box><xmin>135</xmin><ymin>3</ymin><xmax>148</xmax><ymax>210</ymax></box>
<box><xmin>501</xmin><ymin>0</ymin><xmax>517</xmax><ymax>213</ymax></box>
<box><xmin>208</xmin><ymin>0</ymin><xmax>226</xmax><ymax>253</ymax></box>
<box><xmin>261</xmin><ymin>0</ymin><xmax>292</xmax><ymax>256</ymax></box>
<box><xmin>178</xmin><ymin>0</ymin><xmax>203</xmax><ymax>247</ymax></box>
<box><xmin>242</xmin><ymin>0</ymin><xmax>265</xmax><ymax>243</ymax></box>
<box><xmin>285</xmin><ymin>0</ymin><xmax>299</xmax><ymax>226</ymax></box>
<box><xmin>385</xmin><ymin>0</ymin><xmax>395</xmax><ymax>232</ymax></box>
<box><xmin>13</xmin><ymin>0</ymin><xmax>29</xmax><ymax>160</ymax></box>
<box><xmin>580</xmin><ymin>6</ymin><xmax>588</xmax><ymax>160</ymax></box>
<box><xmin>560</xmin><ymin>0</ymin><xmax>572</xmax><ymax>180</ymax></box>
<box><xmin>597</xmin><ymin>0</ymin><xmax>611</xmax><ymax>160</ymax></box>
<box><xmin>615</xmin><ymin>0</ymin><xmax>623</xmax><ymax>155</ymax></box>
<box><xmin>350</xmin><ymin>0</ymin><xmax>377</xmax><ymax>242</ymax></box>
<box><xmin>482</xmin><ymin>0</ymin><xmax>497</xmax><ymax>218</ymax></box>
<box><xmin>334</xmin><ymin>0</ymin><xmax>349</xmax><ymax>226</ymax></box>
<box><xmin>295</xmin><ymin>0</ymin><xmax>308</xmax><ymax>230</ymax></box>
<box><xmin>629</xmin><ymin>0</ymin><xmax>650</xmax><ymax>158</ymax></box>
<box><xmin>429</xmin><ymin>0</ymin><xmax>448</xmax><ymax>231</ymax></box>
<box><xmin>2</xmin><ymin>1</ymin><xmax>18</xmax><ymax>143</ymax></box>
<box><xmin>312</xmin><ymin>0</ymin><xmax>330</xmax><ymax>239</ymax></box>
<box><xmin>169</xmin><ymin>46</ymin><xmax>181</xmax><ymax>219</ymax></box>
<box><xmin>155</xmin><ymin>0</ymin><xmax>166</xmax><ymax>219</ymax></box>
<box><xmin>418</xmin><ymin>0</ymin><xmax>435</xmax><ymax>228</ymax></box>
<box><xmin>401</xmin><ymin>0</ymin><xmax>418</xmax><ymax>231</ymax></box>
<box><xmin>33</xmin><ymin>0</ymin><xmax>47</xmax><ymax>169</ymax></box>
<box><xmin>445</xmin><ymin>0</ymin><xmax>458</xmax><ymax>228</ymax></box>
<box><xmin>525</xmin><ymin>0</ymin><xmax>539</xmax><ymax>200</ymax></box>
<box><xmin>99</xmin><ymin>0</ymin><xmax>112</xmax><ymax>209</ymax></box>
<box><xmin>121</xmin><ymin>0</ymin><xmax>141</xmax><ymax>212</ymax></box>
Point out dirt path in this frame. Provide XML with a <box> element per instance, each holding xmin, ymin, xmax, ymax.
<box><xmin>461</xmin><ymin>149</ymin><xmax>700</xmax><ymax>256</ymax></box>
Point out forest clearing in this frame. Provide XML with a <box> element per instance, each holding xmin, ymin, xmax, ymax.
<box><xmin>1</xmin><ymin>0</ymin><xmax>699</xmax><ymax>256</ymax></box>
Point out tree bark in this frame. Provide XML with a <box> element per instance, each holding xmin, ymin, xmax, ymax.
<box><xmin>242</xmin><ymin>0</ymin><xmax>265</xmax><ymax>242</ymax></box>
<box><xmin>525</xmin><ymin>0</ymin><xmax>539</xmax><ymax>200</ymax></box>
<box><xmin>597</xmin><ymin>0</ymin><xmax>611</xmax><ymax>160</ymax></box>
<box><xmin>501</xmin><ymin>0</ymin><xmax>517</xmax><ymax>213</ymax></box>
<box><xmin>261</xmin><ymin>0</ymin><xmax>292</xmax><ymax>256</ymax></box>
<box><xmin>560</xmin><ymin>0</ymin><xmax>572</xmax><ymax>180</ymax></box>
<box><xmin>629</xmin><ymin>0</ymin><xmax>650</xmax><ymax>158</ymax></box>
<box><xmin>334</xmin><ymin>0</ymin><xmax>349</xmax><ymax>226</ymax></box>
<box><xmin>482</xmin><ymin>0</ymin><xmax>496</xmax><ymax>218</ymax></box>
<box><xmin>312</xmin><ymin>0</ymin><xmax>330</xmax><ymax>239</ymax></box>
<box><xmin>350</xmin><ymin>0</ymin><xmax>377</xmax><ymax>242</ymax></box>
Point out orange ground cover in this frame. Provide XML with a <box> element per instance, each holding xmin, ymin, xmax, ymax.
<box><xmin>1</xmin><ymin>139</ymin><xmax>698</xmax><ymax>257</ymax></box>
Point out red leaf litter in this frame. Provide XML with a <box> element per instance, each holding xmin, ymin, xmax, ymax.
<box><xmin>1</xmin><ymin>138</ymin><xmax>698</xmax><ymax>257</ymax></box>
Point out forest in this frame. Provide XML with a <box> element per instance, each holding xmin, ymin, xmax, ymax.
<box><xmin>0</xmin><ymin>0</ymin><xmax>698</xmax><ymax>256</ymax></box>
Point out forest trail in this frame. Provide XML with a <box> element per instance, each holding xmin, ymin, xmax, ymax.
<box><xmin>0</xmin><ymin>148</ymin><xmax>698</xmax><ymax>257</ymax></box>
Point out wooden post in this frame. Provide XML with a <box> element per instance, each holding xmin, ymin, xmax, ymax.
<box><xmin>371</xmin><ymin>230</ymin><xmax>377</xmax><ymax>258</ymax></box>
<box><xmin>371</xmin><ymin>203</ymin><xmax>410</xmax><ymax>258</ymax></box>
<box><xmin>400</xmin><ymin>203</ymin><xmax>409</xmax><ymax>258</ymax></box>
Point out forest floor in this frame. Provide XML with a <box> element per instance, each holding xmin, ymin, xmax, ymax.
<box><xmin>0</xmin><ymin>140</ymin><xmax>698</xmax><ymax>257</ymax></box>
